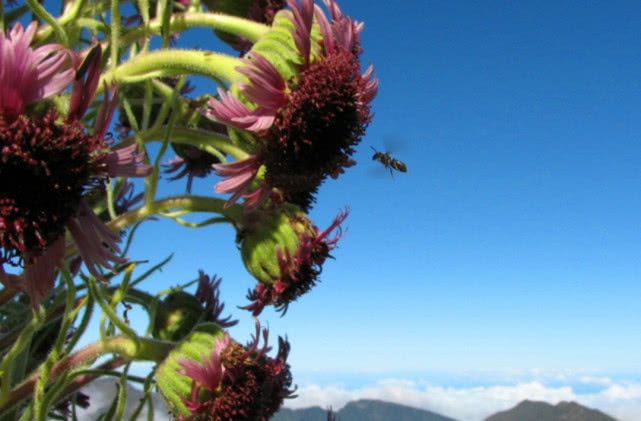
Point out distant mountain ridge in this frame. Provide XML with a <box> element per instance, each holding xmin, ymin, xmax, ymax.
<box><xmin>271</xmin><ymin>399</ymin><xmax>458</xmax><ymax>421</ymax></box>
<box><xmin>484</xmin><ymin>399</ymin><xmax>618</xmax><ymax>421</ymax></box>
<box><xmin>272</xmin><ymin>398</ymin><xmax>619</xmax><ymax>421</ymax></box>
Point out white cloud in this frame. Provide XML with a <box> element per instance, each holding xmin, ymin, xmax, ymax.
<box><xmin>286</xmin><ymin>378</ymin><xmax>641</xmax><ymax>421</ymax></box>
<box><xmin>64</xmin><ymin>371</ymin><xmax>641</xmax><ymax>421</ymax></box>
<box><xmin>579</xmin><ymin>375</ymin><xmax>614</xmax><ymax>386</ymax></box>
<box><xmin>74</xmin><ymin>378</ymin><xmax>169</xmax><ymax>421</ymax></box>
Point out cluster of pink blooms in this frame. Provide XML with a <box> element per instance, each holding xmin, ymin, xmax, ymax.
<box><xmin>0</xmin><ymin>0</ymin><xmax>376</xmax><ymax>419</ymax></box>
<box><xmin>0</xmin><ymin>24</ymin><xmax>151</xmax><ymax>307</ymax></box>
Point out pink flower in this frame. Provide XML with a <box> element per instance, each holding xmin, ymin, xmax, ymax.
<box><xmin>66</xmin><ymin>202</ymin><xmax>128</xmax><ymax>279</ymax></box>
<box><xmin>176</xmin><ymin>320</ymin><xmax>294</xmax><ymax>420</ymax></box>
<box><xmin>211</xmin><ymin>155</ymin><xmax>271</xmax><ymax>209</ymax></box>
<box><xmin>178</xmin><ymin>338</ymin><xmax>227</xmax><ymax>395</ymax></box>
<box><xmin>0</xmin><ymin>22</ymin><xmax>74</xmax><ymax>120</ymax></box>
<box><xmin>204</xmin><ymin>87</ymin><xmax>276</xmax><ymax>132</ymax></box>
<box><xmin>205</xmin><ymin>0</ymin><xmax>377</xmax><ymax>211</ymax></box>
<box><xmin>0</xmin><ymin>44</ymin><xmax>151</xmax><ymax>307</ymax></box>
<box><xmin>237</xmin><ymin>53</ymin><xmax>289</xmax><ymax>112</ymax></box>
<box><xmin>96</xmin><ymin>143</ymin><xmax>152</xmax><ymax>178</ymax></box>
<box><xmin>286</xmin><ymin>0</ymin><xmax>314</xmax><ymax>66</ymax></box>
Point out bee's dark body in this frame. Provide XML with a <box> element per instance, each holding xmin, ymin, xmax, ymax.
<box><xmin>371</xmin><ymin>147</ymin><xmax>408</xmax><ymax>175</ymax></box>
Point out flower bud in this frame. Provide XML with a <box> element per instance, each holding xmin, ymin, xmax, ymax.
<box><xmin>152</xmin><ymin>291</ymin><xmax>204</xmax><ymax>342</ymax></box>
<box><xmin>155</xmin><ymin>322</ymin><xmax>224</xmax><ymax>417</ymax></box>
<box><xmin>156</xmin><ymin>320</ymin><xmax>294</xmax><ymax>420</ymax></box>
<box><xmin>153</xmin><ymin>272</ymin><xmax>238</xmax><ymax>341</ymax></box>
<box><xmin>240</xmin><ymin>204</ymin><xmax>310</xmax><ymax>284</ymax></box>
<box><xmin>239</xmin><ymin>205</ymin><xmax>348</xmax><ymax>315</ymax></box>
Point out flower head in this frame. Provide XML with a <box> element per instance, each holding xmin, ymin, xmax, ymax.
<box><xmin>239</xmin><ymin>204</ymin><xmax>348</xmax><ymax>315</ymax></box>
<box><xmin>153</xmin><ymin>272</ymin><xmax>237</xmax><ymax>341</ymax></box>
<box><xmin>195</xmin><ymin>271</ymin><xmax>238</xmax><ymax>328</ymax></box>
<box><xmin>206</xmin><ymin>0</ymin><xmax>377</xmax><ymax>211</ymax></box>
<box><xmin>163</xmin><ymin>143</ymin><xmax>221</xmax><ymax>193</ymax></box>
<box><xmin>0</xmin><ymin>44</ymin><xmax>151</xmax><ymax>307</ymax></box>
<box><xmin>158</xmin><ymin>321</ymin><xmax>294</xmax><ymax>420</ymax></box>
<box><xmin>0</xmin><ymin>22</ymin><xmax>74</xmax><ymax>120</ymax></box>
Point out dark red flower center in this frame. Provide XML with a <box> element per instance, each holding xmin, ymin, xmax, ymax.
<box><xmin>272</xmin><ymin>234</ymin><xmax>333</xmax><ymax>312</ymax></box>
<box><xmin>171</xmin><ymin>143</ymin><xmax>220</xmax><ymax>178</ymax></box>
<box><xmin>195</xmin><ymin>341</ymin><xmax>293</xmax><ymax>421</ymax></box>
<box><xmin>245</xmin><ymin>232</ymin><xmax>335</xmax><ymax>316</ymax></box>
<box><xmin>0</xmin><ymin>109</ymin><xmax>104</xmax><ymax>266</ymax></box>
<box><xmin>261</xmin><ymin>50</ymin><xmax>372</xmax><ymax>210</ymax></box>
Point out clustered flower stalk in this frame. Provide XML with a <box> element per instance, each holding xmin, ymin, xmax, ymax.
<box><xmin>0</xmin><ymin>0</ymin><xmax>378</xmax><ymax>419</ymax></box>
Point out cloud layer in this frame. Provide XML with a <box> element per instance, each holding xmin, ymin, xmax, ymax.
<box><xmin>76</xmin><ymin>378</ymin><xmax>169</xmax><ymax>420</ymax></box>
<box><xmin>286</xmin><ymin>376</ymin><xmax>641</xmax><ymax>421</ymax></box>
<box><xmin>72</xmin><ymin>372</ymin><xmax>641</xmax><ymax>421</ymax></box>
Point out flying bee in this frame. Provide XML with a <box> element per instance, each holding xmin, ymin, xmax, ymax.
<box><xmin>371</xmin><ymin>146</ymin><xmax>408</xmax><ymax>176</ymax></box>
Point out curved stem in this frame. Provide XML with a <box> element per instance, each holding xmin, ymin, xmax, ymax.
<box><xmin>26</xmin><ymin>0</ymin><xmax>69</xmax><ymax>46</ymax></box>
<box><xmin>87</xmin><ymin>275</ymin><xmax>140</xmax><ymax>349</ymax></box>
<box><xmin>0</xmin><ymin>337</ymin><xmax>173</xmax><ymax>415</ymax></box>
<box><xmin>64</xmin><ymin>195</ymin><xmax>242</xmax><ymax>262</ymax></box>
<box><xmin>0</xmin><ymin>329</ymin><xmax>174</xmax><ymax>416</ymax></box>
<box><xmin>0</xmin><ymin>308</ymin><xmax>44</xmax><ymax>407</ymax></box>
<box><xmin>127</xmin><ymin>126</ymin><xmax>250</xmax><ymax>161</ymax></box>
<box><xmin>99</xmin><ymin>49</ymin><xmax>242</xmax><ymax>90</ymax></box>
<box><xmin>119</xmin><ymin>12</ymin><xmax>269</xmax><ymax>47</ymax></box>
<box><xmin>145</xmin><ymin>76</ymin><xmax>187</xmax><ymax>204</ymax></box>
<box><xmin>33</xmin><ymin>0</ymin><xmax>87</xmax><ymax>44</ymax></box>
<box><xmin>108</xmin><ymin>195</ymin><xmax>245</xmax><ymax>233</ymax></box>
<box><xmin>33</xmin><ymin>274</ymin><xmax>77</xmax><ymax>421</ymax></box>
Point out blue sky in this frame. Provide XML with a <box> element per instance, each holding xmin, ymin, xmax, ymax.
<box><xmin>66</xmin><ymin>1</ymin><xmax>641</xmax><ymax>420</ymax></box>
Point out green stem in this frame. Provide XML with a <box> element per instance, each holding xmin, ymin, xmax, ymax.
<box><xmin>0</xmin><ymin>308</ymin><xmax>44</xmax><ymax>407</ymax></box>
<box><xmin>111</xmin><ymin>0</ymin><xmax>121</xmax><ymax>68</ymax></box>
<box><xmin>99</xmin><ymin>49</ymin><xmax>242</xmax><ymax>89</ymax></box>
<box><xmin>104</xmin><ymin>286</ymin><xmax>153</xmax><ymax>310</ymax></box>
<box><xmin>103</xmin><ymin>336</ymin><xmax>174</xmax><ymax>362</ymax></box>
<box><xmin>120</xmin><ymin>12</ymin><xmax>269</xmax><ymax>47</ymax></box>
<box><xmin>75</xmin><ymin>17</ymin><xmax>109</xmax><ymax>34</ymax></box>
<box><xmin>33</xmin><ymin>0</ymin><xmax>87</xmax><ymax>44</ymax></box>
<box><xmin>109</xmin><ymin>195</ymin><xmax>244</xmax><ymax>232</ymax></box>
<box><xmin>126</xmin><ymin>126</ymin><xmax>250</xmax><ymax>161</ymax></box>
<box><xmin>33</xmin><ymin>274</ymin><xmax>77</xmax><ymax>421</ymax></box>
<box><xmin>138</xmin><ymin>0</ymin><xmax>151</xmax><ymax>24</ymax></box>
<box><xmin>0</xmin><ymin>335</ymin><xmax>173</xmax><ymax>416</ymax></box>
<box><xmin>146</xmin><ymin>76</ymin><xmax>185</xmax><ymax>204</ymax></box>
<box><xmin>87</xmin><ymin>276</ymin><xmax>140</xmax><ymax>349</ymax></box>
<box><xmin>26</xmin><ymin>0</ymin><xmax>69</xmax><ymax>46</ymax></box>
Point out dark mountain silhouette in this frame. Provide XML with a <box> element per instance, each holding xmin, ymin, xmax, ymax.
<box><xmin>272</xmin><ymin>398</ymin><xmax>620</xmax><ymax>421</ymax></box>
<box><xmin>271</xmin><ymin>399</ymin><xmax>458</xmax><ymax>421</ymax></box>
<box><xmin>484</xmin><ymin>399</ymin><xmax>618</xmax><ymax>421</ymax></box>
